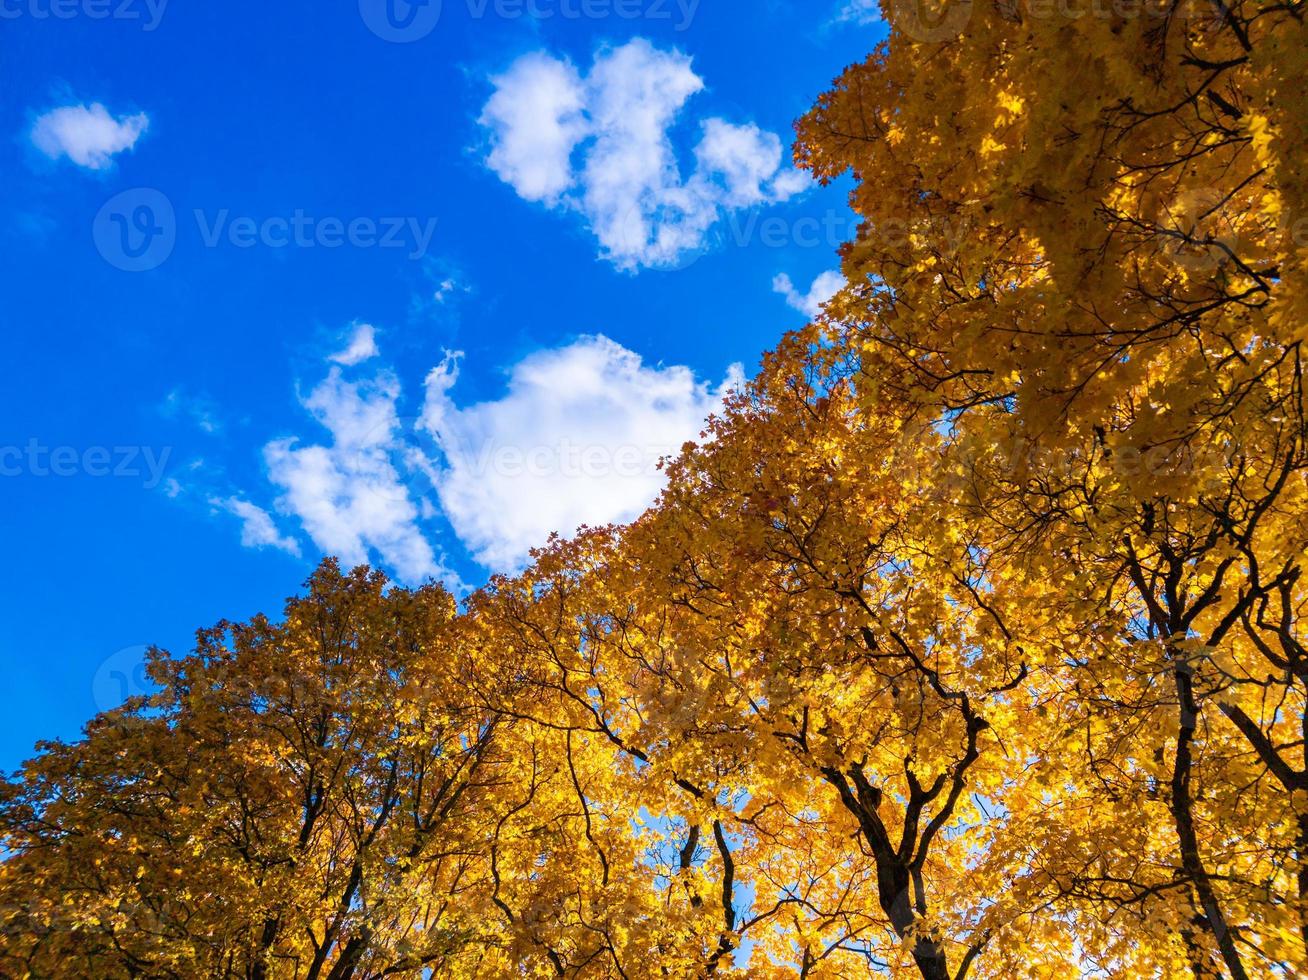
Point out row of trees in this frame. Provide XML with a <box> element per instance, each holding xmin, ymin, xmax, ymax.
<box><xmin>2</xmin><ymin>0</ymin><xmax>1305</xmax><ymax>975</ymax></box>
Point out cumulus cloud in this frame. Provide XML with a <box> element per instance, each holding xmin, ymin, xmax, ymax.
<box><xmin>331</xmin><ymin>323</ymin><xmax>380</xmax><ymax>366</ymax></box>
<box><xmin>773</xmin><ymin>270</ymin><xmax>844</xmax><ymax>319</ymax></box>
<box><xmin>420</xmin><ymin>335</ymin><xmax>742</xmax><ymax>569</ymax></box>
<box><xmin>30</xmin><ymin>103</ymin><xmax>149</xmax><ymax>170</ymax></box>
<box><xmin>210</xmin><ymin>497</ymin><xmax>301</xmax><ymax>556</ymax></box>
<box><xmin>481</xmin><ymin>53</ymin><xmax>588</xmax><ymax>205</ymax></box>
<box><xmin>228</xmin><ymin>331</ymin><xmax>737</xmax><ymax>583</ymax></box>
<box><xmin>480</xmin><ymin>39</ymin><xmax>807</xmax><ymax>271</ymax></box>
<box><xmin>696</xmin><ymin>119</ymin><xmax>807</xmax><ymax>207</ymax></box>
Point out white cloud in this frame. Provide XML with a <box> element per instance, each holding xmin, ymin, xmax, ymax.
<box><xmin>420</xmin><ymin>335</ymin><xmax>742</xmax><ymax>569</ymax></box>
<box><xmin>210</xmin><ymin>497</ymin><xmax>301</xmax><ymax>557</ymax></box>
<box><xmin>576</xmin><ymin>40</ymin><xmax>714</xmax><ymax>270</ymax></box>
<box><xmin>836</xmin><ymin>0</ymin><xmax>883</xmax><ymax>25</ymax></box>
<box><xmin>481</xmin><ymin>53</ymin><xmax>588</xmax><ymax>205</ymax></box>
<box><xmin>409</xmin><ymin>264</ymin><xmax>473</xmax><ymax>320</ymax></box>
<box><xmin>480</xmin><ymin>40</ymin><xmax>806</xmax><ymax>271</ymax></box>
<box><xmin>773</xmin><ymin>270</ymin><xmax>844</xmax><ymax>318</ymax></box>
<box><xmin>695</xmin><ymin>119</ymin><xmax>802</xmax><ymax>208</ymax></box>
<box><xmin>233</xmin><ymin>331</ymin><xmax>736</xmax><ymax>583</ymax></box>
<box><xmin>30</xmin><ymin>103</ymin><xmax>149</xmax><ymax>170</ymax></box>
<box><xmin>433</xmin><ymin>278</ymin><xmax>468</xmax><ymax>304</ymax></box>
<box><xmin>263</xmin><ymin>367</ymin><xmax>450</xmax><ymax>587</ymax></box>
<box><xmin>331</xmin><ymin>323</ymin><xmax>379</xmax><ymax>366</ymax></box>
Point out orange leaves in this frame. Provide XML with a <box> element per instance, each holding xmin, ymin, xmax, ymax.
<box><xmin>788</xmin><ymin>2</ymin><xmax>1308</xmax><ymax>976</ymax></box>
<box><xmin>2</xmin><ymin>6</ymin><xmax>1306</xmax><ymax>978</ymax></box>
<box><xmin>0</xmin><ymin>562</ymin><xmax>525</xmax><ymax>978</ymax></box>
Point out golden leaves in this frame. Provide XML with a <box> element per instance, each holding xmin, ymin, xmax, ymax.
<box><xmin>2</xmin><ymin>5</ymin><xmax>1306</xmax><ymax>979</ymax></box>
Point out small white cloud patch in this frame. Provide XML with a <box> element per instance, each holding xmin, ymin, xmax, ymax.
<box><xmin>695</xmin><ymin>119</ymin><xmax>799</xmax><ymax>208</ymax></box>
<box><xmin>210</xmin><ymin>497</ymin><xmax>301</xmax><ymax>557</ymax></box>
<box><xmin>433</xmin><ymin>278</ymin><xmax>468</xmax><ymax>304</ymax></box>
<box><xmin>31</xmin><ymin>103</ymin><xmax>149</xmax><ymax>170</ymax></box>
<box><xmin>331</xmin><ymin>323</ymin><xmax>380</xmax><ymax>366</ymax></box>
<box><xmin>773</xmin><ymin>270</ymin><xmax>844</xmax><ymax>319</ymax></box>
<box><xmin>836</xmin><ymin>0</ymin><xmax>882</xmax><ymax>25</ymax></box>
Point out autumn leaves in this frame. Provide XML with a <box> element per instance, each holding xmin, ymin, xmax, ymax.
<box><xmin>3</xmin><ymin>2</ymin><xmax>1307</xmax><ymax>977</ymax></box>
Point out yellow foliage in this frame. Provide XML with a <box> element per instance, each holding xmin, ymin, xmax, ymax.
<box><xmin>2</xmin><ymin>3</ymin><xmax>1306</xmax><ymax>978</ymax></box>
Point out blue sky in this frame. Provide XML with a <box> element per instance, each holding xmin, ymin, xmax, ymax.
<box><xmin>0</xmin><ymin>0</ymin><xmax>883</xmax><ymax>770</ymax></box>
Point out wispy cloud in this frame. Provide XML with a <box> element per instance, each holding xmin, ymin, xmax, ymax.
<box><xmin>432</xmin><ymin>278</ymin><xmax>468</xmax><ymax>304</ymax></box>
<box><xmin>773</xmin><ymin>269</ymin><xmax>843</xmax><ymax>319</ymax></box>
<box><xmin>409</xmin><ymin>261</ymin><xmax>473</xmax><ymax>321</ymax></box>
<box><xmin>480</xmin><ymin>39</ymin><xmax>806</xmax><ymax>271</ymax></box>
<box><xmin>30</xmin><ymin>102</ymin><xmax>149</xmax><ymax>170</ymax></box>
<box><xmin>263</xmin><ymin>366</ymin><xmax>451</xmax><ymax>586</ymax></box>
<box><xmin>834</xmin><ymin>0</ymin><xmax>882</xmax><ymax>26</ymax></box>
<box><xmin>159</xmin><ymin>388</ymin><xmax>221</xmax><ymax>434</ymax></box>
<box><xmin>330</xmin><ymin>323</ymin><xmax>380</xmax><ymax>367</ymax></box>
<box><xmin>209</xmin><ymin>497</ymin><xmax>301</xmax><ymax>557</ymax></box>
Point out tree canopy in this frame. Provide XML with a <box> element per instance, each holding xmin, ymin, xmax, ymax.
<box><xmin>3</xmin><ymin>2</ymin><xmax>1306</xmax><ymax>977</ymax></box>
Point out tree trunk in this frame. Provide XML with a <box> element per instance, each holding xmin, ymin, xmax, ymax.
<box><xmin>1170</xmin><ymin>663</ymin><xmax>1249</xmax><ymax>980</ymax></box>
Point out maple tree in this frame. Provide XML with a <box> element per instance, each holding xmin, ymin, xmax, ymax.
<box><xmin>2</xmin><ymin>1</ymin><xmax>1306</xmax><ymax>977</ymax></box>
<box><xmin>0</xmin><ymin>564</ymin><xmax>532</xmax><ymax>977</ymax></box>
<box><xmin>790</xmin><ymin>1</ymin><xmax>1307</xmax><ymax>975</ymax></box>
